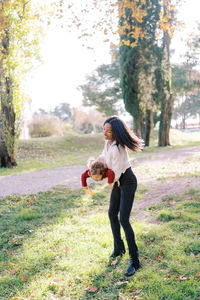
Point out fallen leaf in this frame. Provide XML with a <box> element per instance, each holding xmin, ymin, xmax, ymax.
<box><xmin>115</xmin><ymin>281</ymin><xmax>129</xmax><ymax>286</ymax></box>
<box><xmin>75</xmin><ymin>276</ymin><xmax>81</xmax><ymax>281</ymax></box>
<box><xmin>64</xmin><ymin>246</ymin><xmax>70</xmax><ymax>253</ymax></box>
<box><xmin>119</xmin><ymin>292</ymin><xmax>125</xmax><ymax>300</ymax></box>
<box><xmin>21</xmin><ymin>274</ymin><xmax>27</xmax><ymax>282</ymax></box>
<box><xmin>155</xmin><ymin>254</ymin><xmax>163</xmax><ymax>260</ymax></box>
<box><xmin>167</xmin><ymin>201</ymin><xmax>176</xmax><ymax>206</ymax></box>
<box><xmin>10</xmin><ymin>269</ymin><xmax>19</xmax><ymax>275</ymax></box>
<box><xmin>13</xmin><ymin>240</ymin><xmax>22</xmax><ymax>246</ymax></box>
<box><xmin>17</xmin><ymin>197</ymin><xmax>23</xmax><ymax>201</ymax></box>
<box><xmin>179</xmin><ymin>275</ymin><xmax>187</xmax><ymax>280</ymax></box>
<box><xmin>176</xmin><ymin>211</ymin><xmax>182</xmax><ymax>216</ymax></box>
<box><xmin>195</xmin><ymin>271</ymin><xmax>200</xmax><ymax>278</ymax></box>
<box><xmin>160</xmin><ymin>249</ymin><xmax>164</xmax><ymax>256</ymax></box>
<box><xmin>8</xmin><ymin>249</ymin><xmax>14</xmax><ymax>255</ymax></box>
<box><xmin>7</xmin><ymin>261</ymin><xmax>12</xmax><ymax>267</ymax></box>
<box><xmin>110</xmin><ymin>258</ymin><xmax>118</xmax><ymax>266</ymax></box>
<box><xmin>52</xmin><ymin>278</ymin><xmax>62</xmax><ymax>282</ymax></box>
<box><xmin>131</xmin><ymin>289</ymin><xmax>142</xmax><ymax>294</ymax></box>
<box><xmin>84</xmin><ymin>284</ymin><xmax>97</xmax><ymax>292</ymax></box>
<box><xmin>133</xmin><ymin>296</ymin><xmax>140</xmax><ymax>300</ymax></box>
<box><xmin>51</xmin><ymin>278</ymin><xmax>63</xmax><ymax>284</ymax></box>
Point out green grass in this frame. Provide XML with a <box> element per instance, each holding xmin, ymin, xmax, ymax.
<box><xmin>0</xmin><ymin>134</ymin><xmax>105</xmax><ymax>175</ymax></box>
<box><xmin>1</xmin><ymin>129</ymin><xmax>200</xmax><ymax>176</ymax></box>
<box><xmin>0</xmin><ymin>184</ymin><xmax>199</xmax><ymax>300</ymax></box>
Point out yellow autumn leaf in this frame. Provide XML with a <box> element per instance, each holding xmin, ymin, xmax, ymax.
<box><xmin>123</xmin><ymin>40</ymin><xmax>130</xmax><ymax>46</ymax></box>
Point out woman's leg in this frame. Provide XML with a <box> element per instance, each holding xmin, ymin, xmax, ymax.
<box><xmin>108</xmin><ymin>182</ymin><xmax>125</xmax><ymax>256</ymax></box>
<box><xmin>119</xmin><ymin>169</ymin><xmax>140</xmax><ymax>270</ymax></box>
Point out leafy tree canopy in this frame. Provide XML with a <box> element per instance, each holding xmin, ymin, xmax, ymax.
<box><xmin>79</xmin><ymin>51</ymin><xmax>123</xmax><ymax>116</ymax></box>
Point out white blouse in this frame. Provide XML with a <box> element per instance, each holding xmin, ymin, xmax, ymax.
<box><xmin>100</xmin><ymin>140</ymin><xmax>131</xmax><ymax>181</ymax></box>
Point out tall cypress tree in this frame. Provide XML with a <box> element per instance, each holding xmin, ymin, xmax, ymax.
<box><xmin>119</xmin><ymin>0</ymin><xmax>161</xmax><ymax>140</ymax></box>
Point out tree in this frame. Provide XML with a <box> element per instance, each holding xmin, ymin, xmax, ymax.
<box><xmin>57</xmin><ymin>0</ymin><xmax>182</xmax><ymax>146</ymax></box>
<box><xmin>119</xmin><ymin>0</ymin><xmax>161</xmax><ymax>142</ymax></box>
<box><xmin>0</xmin><ymin>0</ymin><xmax>51</xmax><ymax>168</ymax></box>
<box><xmin>79</xmin><ymin>51</ymin><xmax>123</xmax><ymax>116</ymax></box>
<box><xmin>73</xmin><ymin>108</ymin><xmax>105</xmax><ymax>134</ymax></box>
<box><xmin>172</xmin><ymin>64</ymin><xmax>200</xmax><ymax>128</ymax></box>
<box><xmin>172</xmin><ymin>28</ymin><xmax>200</xmax><ymax>129</ymax></box>
<box><xmin>157</xmin><ymin>0</ymin><xmax>182</xmax><ymax>146</ymax></box>
<box><xmin>52</xmin><ymin>102</ymin><xmax>72</xmax><ymax>121</ymax></box>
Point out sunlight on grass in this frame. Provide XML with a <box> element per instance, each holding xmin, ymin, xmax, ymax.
<box><xmin>0</xmin><ymin>184</ymin><xmax>199</xmax><ymax>299</ymax></box>
<box><xmin>134</xmin><ymin>150</ymin><xmax>200</xmax><ymax>180</ymax></box>
<box><xmin>1</xmin><ymin>129</ymin><xmax>200</xmax><ymax>176</ymax></box>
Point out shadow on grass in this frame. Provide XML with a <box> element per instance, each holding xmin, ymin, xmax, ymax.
<box><xmin>0</xmin><ymin>182</ymin><xmax>146</xmax><ymax>299</ymax></box>
<box><xmin>0</xmin><ymin>185</ymin><xmax>93</xmax><ymax>298</ymax></box>
<box><xmin>79</xmin><ymin>255</ymin><xmax>141</xmax><ymax>300</ymax></box>
<box><xmin>79</xmin><ymin>189</ymin><xmax>200</xmax><ymax>300</ymax></box>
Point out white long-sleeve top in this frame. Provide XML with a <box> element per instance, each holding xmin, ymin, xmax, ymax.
<box><xmin>100</xmin><ymin>140</ymin><xmax>131</xmax><ymax>181</ymax></box>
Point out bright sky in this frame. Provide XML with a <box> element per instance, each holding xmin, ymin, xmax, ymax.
<box><xmin>25</xmin><ymin>28</ymin><xmax>111</xmax><ymax>112</ymax></box>
<box><xmin>25</xmin><ymin>0</ymin><xmax>199</xmax><ymax>114</ymax></box>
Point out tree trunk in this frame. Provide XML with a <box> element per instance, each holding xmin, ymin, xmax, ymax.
<box><xmin>0</xmin><ymin>78</ymin><xmax>17</xmax><ymax>168</ymax></box>
<box><xmin>134</xmin><ymin>108</ymin><xmax>144</xmax><ymax>138</ymax></box>
<box><xmin>182</xmin><ymin>113</ymin><xmax>186</xmax><ymax>129</ymax></box>
<box><xmin>159</xmin><ymin>93</ymin><xmax>173</xmax><ymax>146</ymax></box>
<box><xmin>0</xmin><ymin>31</ymin><xmax>17</xmax><ymax>168</ymax></box>
<box><xmin>158</xmin><ymin>12</ymin><xmax>173</xmax><ymax>147</ymax></box>
<box><xmin>145</xmin><ymin>109</ymin><xmax>153</xmax><ymax>147</ymax></box>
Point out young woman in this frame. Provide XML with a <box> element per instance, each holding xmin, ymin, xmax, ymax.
<box><xmin>101</xmin><ymin>116</ymin><xmax>143</xmax><ymax>277</ymax></box>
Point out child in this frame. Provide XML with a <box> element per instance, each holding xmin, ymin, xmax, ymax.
<box><xmin>81</xmin><ymin>158</ymin><xmax>115</xmax><ymax>196</ymax></box>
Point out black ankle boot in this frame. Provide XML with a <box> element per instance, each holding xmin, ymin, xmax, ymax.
<box><xmin>109</xmin><ymin>248</ymin><xmax>126</xmax><ymax>258</ymax></box>
<box><xmin>124</xmin><ymin>258</ymin><xmax>140</xmax><ymax>277</ymax></box>
<box><xmin>109</xmin><ymin>240</ymin><xmax>126</xmax><ymax>258</ymax></box>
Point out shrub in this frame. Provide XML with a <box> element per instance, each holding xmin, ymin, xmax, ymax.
<box><xmin>28</xmin><ymin>114</ymin><xmax>65</xmax><ymax>137</ymax></box>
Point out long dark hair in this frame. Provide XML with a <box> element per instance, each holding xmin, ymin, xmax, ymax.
<box><xmin>104</xmin><ymin>116</ymin><xmax>143</xmax><ymax>152</ymax></box>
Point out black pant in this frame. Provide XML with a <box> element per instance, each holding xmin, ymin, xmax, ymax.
<box><xmin>108</xmin><ymin>167</ymin><xmax>140</xmax><ymax>267</ymax></box>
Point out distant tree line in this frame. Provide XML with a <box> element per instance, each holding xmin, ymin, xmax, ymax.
<box><xmin>29</xmin><ymin>103</ymin><xmax>105</xmax><ymax>137</ymax></box>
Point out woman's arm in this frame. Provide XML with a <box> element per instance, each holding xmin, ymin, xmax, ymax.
<box><xmin>109</xmin><ymin>146</ymin><xmax>122</xmax><ymax>181</ymax></box>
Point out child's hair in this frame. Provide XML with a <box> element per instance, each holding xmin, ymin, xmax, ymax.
<box><xmin>90</xmin><ymin>161</ymin><xmax>105</xmax><ymax>176</ymax></box>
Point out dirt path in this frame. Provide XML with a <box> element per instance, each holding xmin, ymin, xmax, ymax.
<box><xmin>0</xmin><ymin>146</ymin><xmax>200</xmax><ymax>210</ymax></box>
<box><xmin>133</xmin><ymin>176</ymin><xmax>200</xmax><ymax>221</ymax></box>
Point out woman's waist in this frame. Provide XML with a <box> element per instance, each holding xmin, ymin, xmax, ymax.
<box><xmin>119</xmin><ymin>167</ymin><xmax>137</xmax><ymax>184</ymax></box>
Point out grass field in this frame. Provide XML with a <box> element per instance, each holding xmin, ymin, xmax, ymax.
<box><xmin>0</xmin><ymin>184</ymin><xmax>199</xmax><ymax>299</ymax></box>
<box><xmin>0</xmin><ymin>129</ymin><xmax>200</xmax><ymax>299</ymax></box>
<box><xmin>0</xmin><ymin>129</ymin><xmax>200</xmax><ymax>176</ymax></box>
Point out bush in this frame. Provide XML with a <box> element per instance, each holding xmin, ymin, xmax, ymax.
<box><xmin>28</xmin><ymin>114</ymin><xmax>65</xmax><ymax>137</ymax></box>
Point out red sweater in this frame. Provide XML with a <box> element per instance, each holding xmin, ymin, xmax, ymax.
<box><xmin>81</xmin><ymin>168</ymin><xmax>115</xmax><ymax>187</ymax></box>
